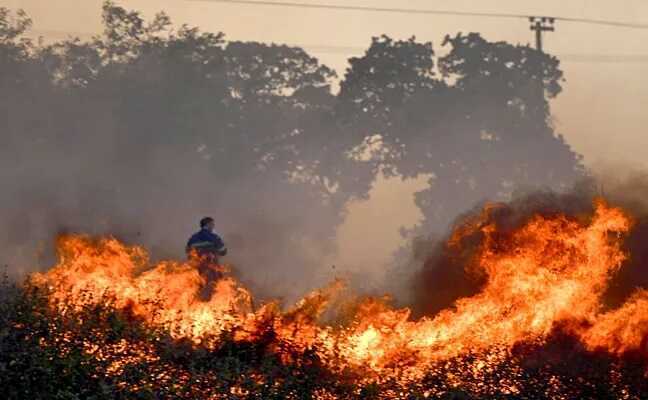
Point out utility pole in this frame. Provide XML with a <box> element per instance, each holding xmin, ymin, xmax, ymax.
<box><xmin>529</xmin><ymin>17</ymin><xmax>555</xmax><ymax>52</ymax></box>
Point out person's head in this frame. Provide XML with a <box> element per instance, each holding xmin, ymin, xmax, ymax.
<box><xmin>200</xmin><ymin>217</ymin><xmax>215</xmax><ymax>231</ymax></box>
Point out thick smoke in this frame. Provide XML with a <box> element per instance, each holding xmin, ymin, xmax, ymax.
<box><xmin>0</xmin><ymin>109</ymin><xmax>347</xmax><ymax>303</ymax></box>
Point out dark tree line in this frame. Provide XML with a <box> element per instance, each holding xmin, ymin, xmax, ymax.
<box><xmin>0</xmin><ymin>2</ymin><xmax>583</xmax><ymax>297</ymax></box>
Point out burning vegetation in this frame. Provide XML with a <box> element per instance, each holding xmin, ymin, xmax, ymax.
<box><xmin>4</xmin><ymin>199</ymin><xmax>648</xmax><ymax>399</ymax></box>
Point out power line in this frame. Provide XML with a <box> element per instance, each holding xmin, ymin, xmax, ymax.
<box><xmin>23</xmin><ymin>30</ymin><xmax>648</xmax><ymax>63</ymax></box>
<box><xmin>559</xmin><ymin>54</ymin><xmax>648</xmax><ymax>63</ymax></box>
<box><xmin>558</xmin><ymin>16</ymin><xmax>648</xmax><ymax>29</ymax></box>
<box><xmin>305</xmin><ymin>46</ymin><xmax>648</xmax><ymax>63</ymax></box>
<box><xmin>188</xmin><ymin>0</ymin><xmax>528</xmax><ymax>20</ymax></box>
<box><xmin>291</xmin><ymin>44</ymin><xmax>648</xmax><ymax>64</ymax></box>
<box><xmin>286</xmin><ymin>44</ymin><xmax>648</xmax><ymax>64</ymax></box>
<box><xmin>187</xmin><ymin>0</ymin><xmax>648</xmax><ymax>30</ymax></box>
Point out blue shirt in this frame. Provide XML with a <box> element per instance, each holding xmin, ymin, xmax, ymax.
<box><xmin>186</xmin><ymin>228</ymin><xmax>227</xmax><ymax>255</ymax></box>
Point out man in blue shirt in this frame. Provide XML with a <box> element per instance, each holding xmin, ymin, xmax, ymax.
<box><xmin>186</xmin><ymin>217</ymin><xmax>228</xmax><ymax>299</ymax></box>
<box><xmin>186</xmin><ymin>217</ymin><xmax>227</xmax><ymax>258</ymax></box>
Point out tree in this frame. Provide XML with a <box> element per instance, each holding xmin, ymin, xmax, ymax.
<box><xmin>337</xmin><ymin>35</ymin><xmax>438</xmax><ymax>174</ymax></box>
<box><xmin>338</xmin><ymin>33</ymin><xmax>583</xmax><ymax>236</ymax></box>
<box><xmin>412</xmin><ymin>33</ymin><xmax>582</xmax><ymax>232</ymax></box>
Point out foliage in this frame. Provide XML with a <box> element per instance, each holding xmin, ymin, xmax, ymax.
<box><xmin>2</xmin><ymin>280</ymin><xmax>648</xmax><ymax>399</ymax></box>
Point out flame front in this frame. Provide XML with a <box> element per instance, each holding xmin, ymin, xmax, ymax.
<box><xmin>30</xmin><ymin>201</ymin><xmax>648</xmax><ymax>394</ymax></box>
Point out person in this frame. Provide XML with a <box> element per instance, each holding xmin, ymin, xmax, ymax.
<box><xmin>186</xmin><ymin>217</ymin><xmax>228</xmax><ymax>299</ymax></box>
<box><xmin>186</xmin><ymin>217</ymin><xmax>227</xmax><ymax>258</ymax></box>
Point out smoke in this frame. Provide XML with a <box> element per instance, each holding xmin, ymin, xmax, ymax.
<box><xmin>0</xmin><ymin>131</ymin><xmax>342</xmax><ymax>302</ymax></box>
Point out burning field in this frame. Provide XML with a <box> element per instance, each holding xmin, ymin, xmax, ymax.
<box><xmin>4</xmin><ymin>198</ymin><xmax>648</xmax><ymax>399</ymax></box>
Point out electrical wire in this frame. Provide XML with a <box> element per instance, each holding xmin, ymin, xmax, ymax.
<box><xmin>188</xmin><ymin>0</ymin><xmax>648</xmax><ymax>30</ymax></box>
<box><xmin>23</xmin><ymin>30</ymin><xmax>648</xmax><ymax>63</ymax></box>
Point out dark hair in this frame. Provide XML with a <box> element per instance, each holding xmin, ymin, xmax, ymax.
<box><xmin>200</xmin><ymin>217</ymin><xmax>214</xmax><ymax>228</ymax></box>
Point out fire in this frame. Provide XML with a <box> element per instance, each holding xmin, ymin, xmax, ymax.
<box><xmin>28</xmin><ymin>200</ymin><xmax>648</xmax><ymax>395</ymax></box>
<box><xmin>32</xmin><ymin>235</ymin><xmax>255</xmax><ymax>342</ymax></box>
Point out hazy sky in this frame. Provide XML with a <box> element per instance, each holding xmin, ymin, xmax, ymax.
<box><xmin>4</xmin><ymin>0</ymin><xmax>648</xmax><ymax>272</ymax></box>
<box><xmin>6</xmin><ymin>0</ymin><xmax>648</xmax><ymax>168</ymax></box>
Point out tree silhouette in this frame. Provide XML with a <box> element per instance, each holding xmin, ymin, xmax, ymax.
<box><xmin>338</xmin><ymin>32</ymin><xmax>583</xmax><ymax>236</ymax></box>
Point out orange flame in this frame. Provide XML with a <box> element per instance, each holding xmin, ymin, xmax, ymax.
<box><xmin>32</xmin><ymin>200</ymin><xmax>648</xmax><ymax>383</ymax></box>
